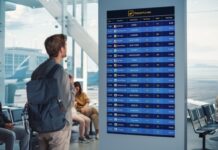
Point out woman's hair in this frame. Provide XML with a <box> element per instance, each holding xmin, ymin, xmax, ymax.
<box><xmin>74</xmin><ymin>81</ymin><xmax>82</xmax><ymax>95</ymax></box>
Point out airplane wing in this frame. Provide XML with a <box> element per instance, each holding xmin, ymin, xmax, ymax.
<box><xmin>187</xmin><ymin>98</ymin><xmax>209</xmax><ymax>109</ymax></box>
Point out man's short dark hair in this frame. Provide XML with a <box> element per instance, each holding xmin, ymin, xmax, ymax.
<box><xmin>44</xmin><ymin>34</ymin><xmax>67</xmax><ymax>57</ymax></box>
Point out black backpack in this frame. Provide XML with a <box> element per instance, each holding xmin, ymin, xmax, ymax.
<box><xmin>26</xmin><ymin>64</ymin><xmax>66</xmax><ymax>133</ymax></box>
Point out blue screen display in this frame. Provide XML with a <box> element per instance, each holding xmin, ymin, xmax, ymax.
<box><xmin>107</xmin><ymin>6</ymin><xmax>175</xmax><ymax>137</ymax></box>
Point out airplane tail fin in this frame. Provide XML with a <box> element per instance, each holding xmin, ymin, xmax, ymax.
<box><xmin>7</xmin><ymin>56</ymin><xmax>30</xmax><ymax>81</ymax></box>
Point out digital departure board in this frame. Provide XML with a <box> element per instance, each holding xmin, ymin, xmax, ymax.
<box><xmin>107</xmin><ymin>6</ymin><xmax>175</xmax><ymax>137</ymax></box>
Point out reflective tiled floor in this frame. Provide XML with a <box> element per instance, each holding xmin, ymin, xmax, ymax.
<box><xmin>0</xmin><ymin>131</ymin><xmax>99</xmax><ymax>150</ymax></box>
<box><xmin>1</xmin><ymin>120</ymin><xmax>218</xmax><ymax>150</ymax></box>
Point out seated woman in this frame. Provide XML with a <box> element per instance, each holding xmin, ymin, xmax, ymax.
<box><xmin>72</xmin><ymin>106</ymin><xmax>91</xmax><ymax>143</ymax></box>
<box><xmin>69</xmin><ymin>75</ymin><xmax>92</xmax><ymax>143</ymax></box>
<box><xmin>0</xmin><ymin>102</ymin><xmax>29</xmax><ymax>150</ymax></box>
<box><xmin>74</xmin><ymin>81</ymin><xmax>99</xmax><ymax>139</ymax></box>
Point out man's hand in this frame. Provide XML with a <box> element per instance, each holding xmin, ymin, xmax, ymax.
<box><xmin>74</xmin><ymin>101</ymin><xmax>78</xmax><ymax>107</ymax></box>
<box><xmin>5</xmin><ymin>123</ymin><xmax>14</xmax><ymax>129</ymax></box>
<box><xmin>69</xmin><ymin>75</ymin><xmax>74</xmax><ymax>84</ymax></box>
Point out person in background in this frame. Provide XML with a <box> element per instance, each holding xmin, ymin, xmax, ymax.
<box><xmin>0</xmin><ymin>102</ymin><xmax>29</xmax><ymax>150</ymax></box>
<box><xmin>31</xmin><ymin>34</ymin><xmax>73</xmax><ymax>150</ymax></box>
<box><xmin>74</xmin><ymin>81</ymin><xmax>99</xmax><ymax>139</ymax></box>
<box><xmin>69</xmin><ymin>75</ymin><xmax>92</xmax><ymax>143</ymax></box>
<box><xmin>215</xmin><ymin>96</ymin><xmax>218</xmax><ymax>122</ymax></box>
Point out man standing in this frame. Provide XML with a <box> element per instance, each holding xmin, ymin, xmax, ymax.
<box><xmin>0</xmin><ymin>102</ymin><xmax>29</xmax><ymax>150</ymax></box>
<box><xmin>31</xmin><ymin>34</ymin><xmax>73</xmax><ymax>150</ymax></box>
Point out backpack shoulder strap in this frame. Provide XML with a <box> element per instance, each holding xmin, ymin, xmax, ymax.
<box><xmin>46</xmin><ymin>64</ymin><xmax>61</xmax><ymax>78</ymax></box>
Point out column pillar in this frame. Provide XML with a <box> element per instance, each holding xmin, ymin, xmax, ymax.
<box><xmin>61</xmin><ymin>0</ymin><xmax>68</xmax><ymax>69</ymax></box>
<box><xmin>71</xmin><ymin>0</ymin><xmax>76</xmax><ymax>77</ymax></box>
<box><xmin>0</xmin><ymin>0</ymin><xmax>5</xmax><ymax>104</ymax></box>
<box><xmin>81</xmin><ymin>0</ymin><xmax>88</xmax><ymax>92</ymax></box>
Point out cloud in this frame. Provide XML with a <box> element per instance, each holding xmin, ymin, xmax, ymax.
<box><xmin>187</xmin><ymin>1</ymin><xmax>218</xmax><ymax>67</ymax></box>
<box><xmin>188</xmin><ymin>63</ymin><xmax>218</xmax><ymax>68</ymax></box>
<box><xmin>188</xmin><ymin>13</ymin><xmax>218</xmax><ymax>50</ymax></box>
<box><xmin>6</xmin><ymin>5</ymin><xmax>57</xmax><ymax>30</ymax></box>
<box><xmin>6</xmin><ymin>21</ymin><xmax>26</xmax><ymax>30</ymax></box>
<box><xmin>6</xmin><ymin>5</ymin><xmax>27</xmax><ymax>20</ymax></box>
<box><xmin>5</xmin><ymin>5</ymin><xmax>28</xmax><ymax>30</ymax></box>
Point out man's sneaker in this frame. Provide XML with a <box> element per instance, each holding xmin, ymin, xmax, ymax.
<box><xmin>95</xmin><ymin>134</ymin><xmax>99</xmax><ymax>140</ymax></box>
<box><xmin>78</xmin><ymin>137</ymin><xmax>89</xmax><ymax>143</ymax></box>
<box><xmin>85</xmin><ymin>135</ymin><xmax>94</xmax><ymax>141</ymax></box>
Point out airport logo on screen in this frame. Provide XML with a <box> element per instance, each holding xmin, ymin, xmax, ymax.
<box><xmin>107</xmin><ymin>6</ymin><xmax>175</xmax><ymax>137</ymax></box>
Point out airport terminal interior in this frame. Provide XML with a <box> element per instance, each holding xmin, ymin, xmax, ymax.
<box><xmin>1</xmin><ymin>0</ymin><xmax>218</xmax><ymax>150</ymax></box>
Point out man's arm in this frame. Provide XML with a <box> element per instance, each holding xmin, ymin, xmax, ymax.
<box><xmin>54</xmin><ymin>66</ymin><xmax>72</xmax><ymax>110</ymax></box>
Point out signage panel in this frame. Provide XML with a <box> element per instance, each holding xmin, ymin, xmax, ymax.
<box><xmin>107</xmin><ymin>6</ymin><xmax>175</xmax><ymax>137</ymax></box>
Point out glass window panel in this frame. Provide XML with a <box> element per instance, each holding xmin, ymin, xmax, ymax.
<box><xmin>187</xmin><ymin>0</ymin><xmax>218</xmax><ymax>103</ymax></box>
<box><xmin>5</xmin><ymin>5</ymin><xmax>61</xmax><ymax>105</ymax></box>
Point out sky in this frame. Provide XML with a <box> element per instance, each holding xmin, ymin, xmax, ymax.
<box><xmin>5</xmin><ymin>2</ymin><xmax>98</xmax><ymax>72</ymax></box>
<box><xmin>4</xmin><ymin>0</ymin><xmax>218</xmax><ymax>72</ymax></box>
<box><xmin>187</xmin><ymin>0</ymin><xmax>218</xmax><ymax>67</ymax></box>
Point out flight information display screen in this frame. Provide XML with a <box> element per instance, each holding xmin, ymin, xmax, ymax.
<box><xmin>107</xmin><ymin>6</ymin><xmax>175</xmax><ymax>137</ymax></box>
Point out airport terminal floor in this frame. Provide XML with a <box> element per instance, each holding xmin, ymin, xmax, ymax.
<box><xmin>0</xmin><ymin>131</ymin><xmax>99</xmax><ymax>150</ymax></box>
<box><xmin>1</xmin><ymin>120</ymin><xmax>218</xmax><ymax>150</ymax></box>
